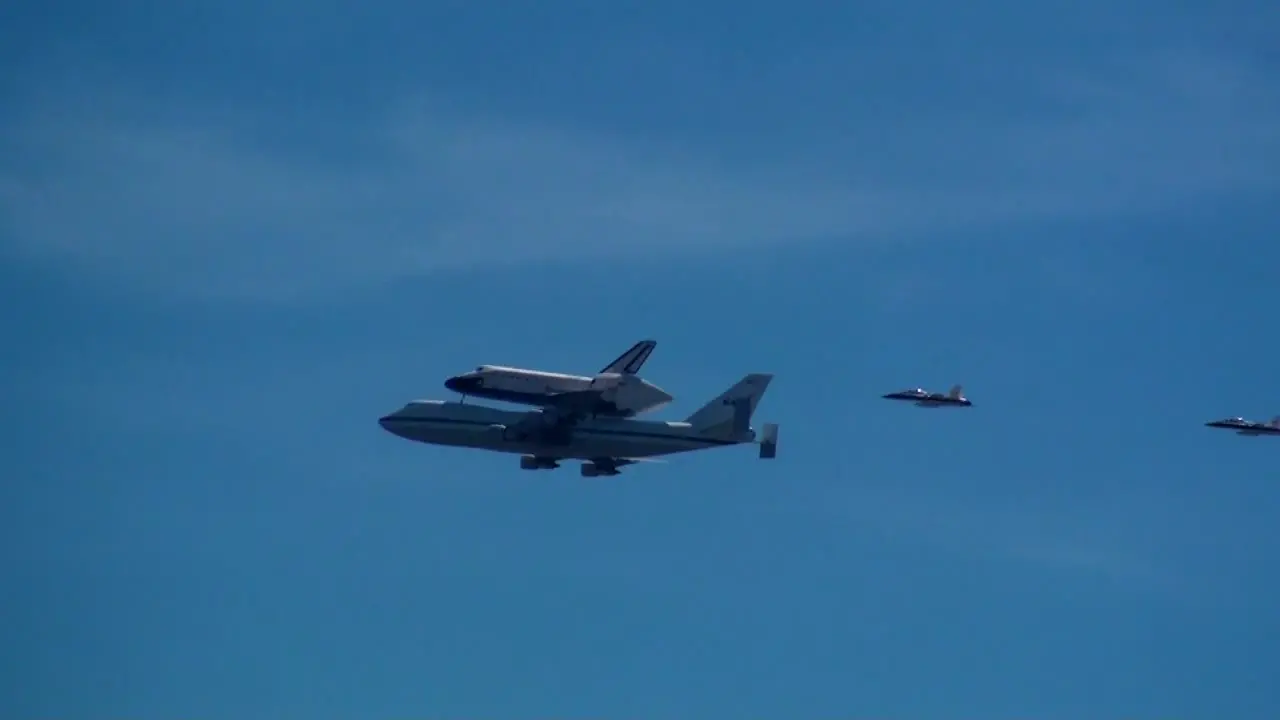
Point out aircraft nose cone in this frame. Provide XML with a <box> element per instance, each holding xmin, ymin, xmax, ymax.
<box><xmin>445</xmin><ymin>375</ymin><xmax>481</xmax><ymax>393</ymax></box>
<box><xmin>379</xmin><ymin>413</ymin><xmax>410</xmax><ymax>439</ymax></box>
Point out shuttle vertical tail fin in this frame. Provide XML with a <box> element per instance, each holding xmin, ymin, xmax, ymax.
<box><xmin>685</xmin><ymin>373</ymin><xmax>774</xmax><ymax>437</ymax></box>
<box><xmin>948</xmin><ymin>384</ymin><xmax>964</xmax><ymax>400</ymax></box>
<box><xmin>599</xmin><ymin>340</ymin><xmax>657</xmax><ymax>375</ymax></box>
<box><xmin>1269</xmin><ymin>415</ymin><xmax>1280</xmax><ymax>428</ymax></box>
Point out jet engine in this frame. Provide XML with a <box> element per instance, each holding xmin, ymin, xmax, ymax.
<box><xmin>520</xmin><ymin>455</ymin><xmax>560</xmax><ymax>470</ymax></box>
<box><xmin>581</xmin><ymin>462</ymin><xmax>622</xmax><ymax>477</ymax></box>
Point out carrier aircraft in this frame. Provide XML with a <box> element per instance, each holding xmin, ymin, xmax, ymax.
<box><xmin>444</xmin><ymin>339</ymin><xmax>673</xmax><ymax>419</ymax></box>
<box><xmin>381</xmin><ymin>373</ymin><xmax>778</xmax><ymax>476</ymax></box>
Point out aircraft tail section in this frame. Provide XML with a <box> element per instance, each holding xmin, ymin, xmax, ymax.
<box><xmin>948</xmin><ymin>384</ymin><xmax>964</xmax><ymax>400</ymax></box>
<box><xmin>1269</xmin><ymin>415</ymin><xmax>1280</xmax><ymax>428</ymax></box>
<box><xmin>599</xmin><ymin>339</ymin><xmax>657</xmax><ymax>375</ymax></box>
<box><xmin>685</xmin><ymin>373</ymin><xmax>774</xmax><ymax>437</ymax></box>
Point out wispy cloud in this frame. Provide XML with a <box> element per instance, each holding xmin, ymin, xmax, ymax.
<box><xmin>1</xmin><ymin>49</ymin><xmax>1275</xmax><ymax>301</ymax></box>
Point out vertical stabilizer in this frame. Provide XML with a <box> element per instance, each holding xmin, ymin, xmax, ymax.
<box><xmin>948</xmin><ymin>384</ymin><xmax>964</xmax><ymax>400</ymax></box>
<box><xmin>685</xmin><ymin>373</ymin><xmax>774</xmax><ymax>436</ymax></box>
<box><xmin>1269</xmin><ymin>416</ymin><xmax>1280</xmax><ymax>428</ymax></box>
<box><xmin>599</xmin><ymin>340</ymin><xmax>657</xmax><ymax>375</ymax></box>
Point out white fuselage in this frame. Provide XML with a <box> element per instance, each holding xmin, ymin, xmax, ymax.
<box><xmin>444</xmin><ymin>366</ymin><xmax>673</xmax><ymax>417</ymax></box>
<box><xmin>379</xmin><ymin>400</ymin><xmax>746</xmax><ymax>460</ymax></box>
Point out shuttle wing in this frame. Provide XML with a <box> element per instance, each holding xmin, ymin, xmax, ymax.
<box><xmin>541</xmin><ymin>389</ymin><xmax>606</xmax><ymax>409</ymax></box>
<box><xmin>532</xmin><ymin>389</ymin><xmax>630</xmax><ymax>418</ymax></box>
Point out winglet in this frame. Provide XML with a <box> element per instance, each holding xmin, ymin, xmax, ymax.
<box><xmin>599</xmin><ymin>340</ymin><xmax>657</xmax><ymax>375</ymax></box>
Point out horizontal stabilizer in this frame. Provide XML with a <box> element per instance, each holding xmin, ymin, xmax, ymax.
<box><xmin>759</xmin><ymin>423</ymin><xmax>778</xmax><ymax>459</ymax></box>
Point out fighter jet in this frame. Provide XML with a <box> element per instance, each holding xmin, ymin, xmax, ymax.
<box><xmin>380</xmin><ymin>373</ymin><xmax>778</xmax><ymax>476</ymax></box>
<box><xmin>883</xmin><ymin>384</ymin><xmax>972</xmax><ymax>408</ymax></box>
<box><xmin>1204</xmin><ymin>416</ymin><xmax>1280</xmax><ymax>436</ymax></box>
<box><xmin>444</xmin><ymin>339</ymin><xmax>673</xmax><ymax>419</ymax></box>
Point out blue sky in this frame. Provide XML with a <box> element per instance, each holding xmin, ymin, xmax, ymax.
<box><xmin>3</xmin><ymin>0</ymin><xmax>1280</xmax><ymax>717</ymax></box>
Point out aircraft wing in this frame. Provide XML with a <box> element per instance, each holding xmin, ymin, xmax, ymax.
<box><xmin>581</xmin><ymin>455</ymin><xmax>665</xmax><ymax>476</ymax></box>
<box><xmin>590</xmin><ymin>456</ymin><xmax>665</xmax><ymax>466</ymax></box>
<box><xmin>505</xmin><ymin>406</ymin><xmax>585</xmax><ymax>444</ymax></box>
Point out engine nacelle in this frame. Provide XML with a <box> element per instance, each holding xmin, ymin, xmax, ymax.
<box><xmin>581</xmin><ymin>462</ymin><xmax>620</xmax><ymax>477</ymax></box>
<box><xmin>520</xmin><ymin>455</ymin><xmax>559</xmax><ymax>470</ymax></box>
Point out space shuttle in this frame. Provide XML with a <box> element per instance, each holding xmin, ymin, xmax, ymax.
<box><xmin>444</xmin><ymin>339</ymin><xmax>673</xmax><ymax>418</ymax></box>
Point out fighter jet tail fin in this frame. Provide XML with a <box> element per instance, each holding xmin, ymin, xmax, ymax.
<box><xmin>948</xmin><ymin>384</ymin><xmax>964</xmax><ymax>400</ymax></box>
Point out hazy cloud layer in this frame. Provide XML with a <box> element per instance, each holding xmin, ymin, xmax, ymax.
<box><xmin>822</xmin><ymin>480</ymin><xmax>1185</xmax><ymax>591</ymax></box>
<box><xmin>1</xmin><ymin>49</ymin><xmax>1275</xmax><ymax>301</ymax></box>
